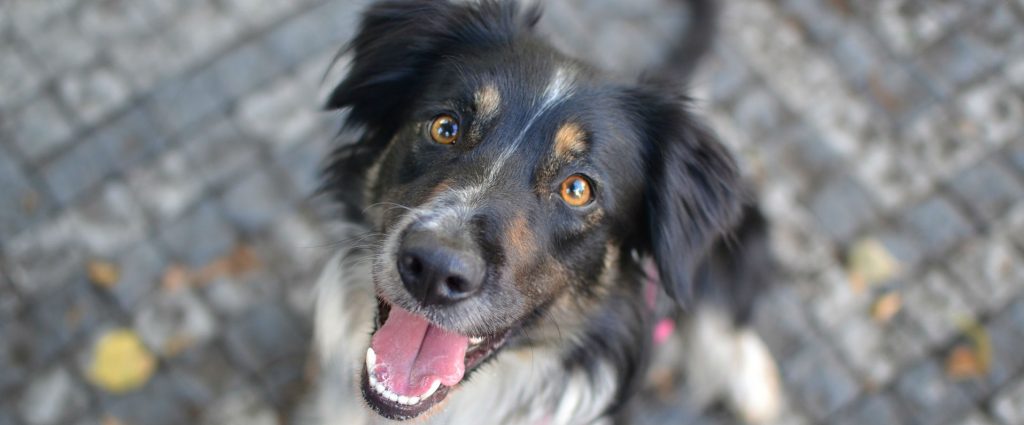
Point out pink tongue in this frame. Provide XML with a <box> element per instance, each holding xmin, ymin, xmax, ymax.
<box><xmin>370</xmin><ymin>306</ymin><xmax>469</xmax><ymax>396</ymax></box>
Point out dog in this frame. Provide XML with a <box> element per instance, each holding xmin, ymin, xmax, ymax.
<box><xmin>311</xmin><ymin>1</ymin><xmax>782</xmax><ymax>424</ymax></box>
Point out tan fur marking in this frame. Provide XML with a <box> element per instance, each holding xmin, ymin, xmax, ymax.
<box><xmin>475</xmin><ymin>84</ymin><xmax>501</xmax><ymax>119</ymax></box>
<box><xmin>553</xmin><ymin>122</ymin><xmax>587</xmax><ymax>159</ymax></box>
<box><xmin>506</xmin><ymin>213</ymin><xmax>535</xmax><ymax>261</ymax></box>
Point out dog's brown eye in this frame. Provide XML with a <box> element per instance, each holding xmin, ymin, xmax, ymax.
<box><xmin>430</xmin><ymin>114</ymin><xmax>459</xmax><ymax>145</ymax></box>
<box><xmin>559</xmin><ymin>175</ymin><xmax>593</xmax><ymax>207</ymax></box>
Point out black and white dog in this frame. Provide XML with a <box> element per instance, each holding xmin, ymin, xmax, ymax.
<box><xmin>312</xmin><ymin>1</ymin><xmax>781</xmax><ymax>423</ymax></box>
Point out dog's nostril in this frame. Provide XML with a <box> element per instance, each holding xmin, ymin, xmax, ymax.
<box><xmin>445</xmin><ymin>276</ymin><xmax>469</xmax><ymax>294</ymax></box>
<box><xmin>402</xmin><ymin>254</ymin><xmax>423</xmax><ymax>277</ymax></box>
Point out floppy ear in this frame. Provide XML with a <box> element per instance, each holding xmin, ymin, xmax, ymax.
<box><xmin>627</xmin><ymin>87</ymin><xmax>744</xmax><ymax>305</ymax></box>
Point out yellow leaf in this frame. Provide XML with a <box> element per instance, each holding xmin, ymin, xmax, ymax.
<box><xmin>846</xmin><ymin>239</ymin><xmax>900</xmax><ymax>292</ymax></box>
<box><xmin>871</xmin><ymin>292</ymin><xmax>902</xmax><ymax>323</ymax></box>
<box><xmin>87</xmin><ymin>329</ymin><xmax>156</xmax><ymax>394</ymax></box>
<box><xmin>88</xmin><ymin>261</ymin><xmax>120</xmax><ymax>289</ymax></box>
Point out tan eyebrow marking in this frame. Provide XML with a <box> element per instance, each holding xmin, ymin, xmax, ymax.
<box><xmin>474</xmin><ymin>84</ymin><xmax>501</xmax><ymax>120</ymax></box>
<box><xmin>553</xmin><ymin>122</ymin><xmax>587</xmax><ymax>159</ymax></box>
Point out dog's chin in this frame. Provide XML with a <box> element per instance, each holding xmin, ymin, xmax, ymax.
<box><xmin>360</xmin><ymin>299</ymin><xmax>513</xmax><ymax>421</ymax></box>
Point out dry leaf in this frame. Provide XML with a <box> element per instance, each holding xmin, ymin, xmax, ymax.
<box><xmin>88</xmin><ymin>261</ymin><xmax>120</xmax><ymax>289</ymax></box>
<box><xmin>102</xmin><ymin>416</ymin><xmax>126</xmax><ymax>425</ymax></box>
<box><xmin>194</xmin><ymin>245</ymin><xmax>263</xmax><ymax>285</ymax></box>
<box><xmin>87</xmin><ymin>329</ymin><xmax>156</xmax><ymax>393</ymax></box>
<box><xmin>161</xmin><ymin>264</ymin><xmax>192</xmax><ymax>292</ymax></box>
<box><xmin>946</xmin><ymin>346</ymin><xmax>984</xmax><ymax>379</ymax></box>
<box><xmin>945</xmin><ymin>320</ymin><xmax>992</xmax><ymax>380</ymax></box>
<box><xmin>871</xmin><ymin>292</ymin><xmax>902</xmax><ymax>323</ymax></box>
<box><xmin>846</xmin><ymin>238</ymin><xmax>900</xmax><ymax>293</ymax></box>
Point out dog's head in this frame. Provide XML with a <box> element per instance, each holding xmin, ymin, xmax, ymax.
<box><xmin>323</xmin><ymin>0</ymin><xmax>741</xmax><ymax>420</ymax></box>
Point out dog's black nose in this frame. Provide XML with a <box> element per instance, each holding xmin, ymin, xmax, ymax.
<box><xmin>397</xmin><ymin>230</ymin><xmax>485</xmax><ymax>306</ymax></box>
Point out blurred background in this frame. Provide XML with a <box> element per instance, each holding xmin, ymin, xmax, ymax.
<box><xmin>1</xmin><ymin>0</ymin><xmax>1023</xmax><ymax>424</ymax></box>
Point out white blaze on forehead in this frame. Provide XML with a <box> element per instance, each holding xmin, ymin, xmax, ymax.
<box><xmin>485</xmin><ymin>67</ymin><xmax>577</xmax><ymax>185</ymax></box>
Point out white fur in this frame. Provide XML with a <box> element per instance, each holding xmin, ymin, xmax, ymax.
<box><xmin>312</xmin><ymin>242</ymin><xmax>616</xmax><ymax>425</ymax></box>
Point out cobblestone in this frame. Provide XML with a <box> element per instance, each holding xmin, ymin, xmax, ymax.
<box><xmin>40</xmin><ymin>131</ymin><xmax>119</xmax><ymax>206</ymax></box>
<box><xmin>6</xmin><ymin>96</ymin><xmax>75</xmax><ymax>164</ymax></box>
<box><xmin>991</xmin><ymin>378</ymin><xmax>1024</xmax><ymax>425</ymax></box>
<box><xmin>780</xmin><ymin>342</ymin><xmax>860</xmax><ymax>421</ymax></box>
<box><xmin>894</xmin><ymin>360</ymin><xmax>975</xmax><ymax>425</ymax></box>
<box><xmin>950</xmin><ymin>236</ymin><xmax>1024</xmax><ymax>314</ymax></box>
<box><xmin>0</xmin><ymin>147</ymin><xmax>49</xmax><ymax>242</ymax></box>
<box><xmin>158</xmin><ymin>202</ymin><xmax>237</xmax><ymax>268</ymax></box>
<box><xmin>3</xmin><ymin>0</ymin><xmax>1024</xmax><ymax>423</ymax></box>
<box><xmin>17</xmin><ymin>366</ymin><xmax>90</xmax><ymax>425</ymax></box>
<box><xmin>900</xmin><ymin>196</ymin><xmax>975</xmax><ymax>259</ymax></box>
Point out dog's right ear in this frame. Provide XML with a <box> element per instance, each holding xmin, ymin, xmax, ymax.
<box><xmin>326</xmin><ymin>0</ymin><xmax>534</xmax><ymax>131</ymax></box>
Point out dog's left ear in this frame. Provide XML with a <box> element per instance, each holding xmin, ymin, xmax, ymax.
<box><xmin>625</xmin><ymin>87</ymin><xmax>744</xmax><ymax>305</ymax></box>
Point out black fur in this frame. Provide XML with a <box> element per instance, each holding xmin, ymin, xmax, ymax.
<box><xmin>319</xmin><ymin>0</ymin><xmax>770</xmax><ymax>421</ymax></box>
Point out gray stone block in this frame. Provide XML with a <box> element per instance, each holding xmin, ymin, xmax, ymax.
<box><xmin>699</xmin><ymin>44</ymin><xmax>752</xmax><ymax>104</ymax></box>
<box><xmin>900</xmin><ymin>196</ymin><xmax>975</xmax><ymax>259</ymax></box>
<box><xmin>950</xmin><ymin>237</ymin><xmax>1024</xmax><ymax>313</ymax></box>
<box><xmin>0</xmin><ymin>317</ymin><xmax>29</xmax><ymax>397</ymax></box>
<box><xmin>948</xmin><ymin>159</ymin><xmax>1024</xmax><ymax>224</ymax></box>
<box><xmin>198</xmin><ymin>385</ymin><xmax>279</xmax><ymax>425</ymax></box>
<box><xmin>778</xmin><ymin>0</ymin><xmax>846</xmax><ymax>46</ymax></box>
<box><xmin>25</xmin><ymin>279</ymin><xmax>110</xmax><ymax>368</ymax></box>
<box><xmin>234</xmin><ymin>76</ymin><xmax>319</xmax><ymax>152</ymax></box>
<box><xmin>275</xmin><ymin>137</ymin><xmax>331</xmax><ymax>198</ymax></box>
<box><xmin>76</xmin><ymin>0</ymin><xmax>161</xmax><ymax>43</ymax></box>
<box><xmin>126</xmin><ymin>148</ymin><xmax>206</xmax><ymax>224</ymax></box>
<box><xmin>901</xmin><ymin>270</ymin><xmax>977</xmax><ymax>348</ymax></box>
<box><xmin>167</xmin><ymin>345</ymin><xmax>251</xmax><ymax>409</ymax></box>
<box><xmin>730</xmin><ymin>87</ymin><xmax>792</xmax><ymax>138</ymax></box>
<box><xmin>832</xmin><ymin>394</ymin><xmax>907</xmax><ymax>425</ymax></box>
<box><xmin>68</xmin><ymin>182</ymin><xmax>149</xmax><ymax>257</ymax></box>
<box><xmin>97</xmin><ymin>373</ymin><xmax>197</xmax><ymax>425</ymax></box>
<box><xmin>158</xmin><ymin>202</ymin><xmax>236</xmax><ymax>268</ymax></box>
<box><xmin>133</xmin><ymin>287</ymin><xmax>218</xmax><ymax>359</ymax></box>
<box><xmin>751</xmin><ymin>286</ymin><xmax>815</xmax><ymax>360</ymax></box>
<box><xmin>265</xmin><ymin>4</ymin><xmax>348</xmax><ymax>68</ymax></box>
<box><xmin>147</xmin><ymin>69</ymin><xmax>227</xmax><ymax>137</ymax></box>
<box><xmin>4</xmin><ymin>214</ymin><xmax>87</xmax><ymax>296</ymax></box>
<box><xmin>991</xmin><ymin>378</ymin><xmax>1024</xmax><ymax>425</ymax></box>
<box><xmin>181</xmin><ymin>119</ymin><xmax>260</xmax><ymax>189</ymax></box>
<box><xmin>0</xmin><ymin>45</ymin><xmax>44</xmax><ymax>111</ymax></box>
<box><xmin>40</xmin><ymin>133</ymin><xmax>118</xmax><ymax>206</ymax></box>
<box><xmin>108</xmin><ymin>242</ymin><xmax>166</xmax><ymax>311</ymax></box>
<box><xmin>6</xmin><ymin>96</ymin><xmax>75</xmax><ymax>164</ymax></box>
<box><xmin>958</xmin><ymin>79</ymin><xmax>1024</xmax><ymax>146</ymax></box>
<box><xmin>94</xmin><ymin>107</ymin><xmax>168</xmax><ymax>173</ymax></box>
<box><xmin>1008</xmin><ymin>144</ymin><xmax>1024</xmax><ymax>175</ymax></box>
<box><xmin>211</xmin><ymin>42</ymin><xmax>287</xmax><ymax>101</ymax></box>
<box><xmin>0</xmin><ymin>147</ymin><xmax>50</xmax><ymax>243</ymax></box>
<box><xmin>893</xmin><ymin>360</ymin><xmax>974</xmax><ymax>425</ymax></box>
<box><xmin>220</xmin><ymin>168</ymin><xmax>296</xmax><ymax>234</ymax></box>
<box><xmin>223</xmin><ymin>303</ymin><xmax>308</xmax><ymax>376</ymax></box>
<box><xmin>17</xmin><ymin>366</ymin><xmax>90</xmax><ymax>425</ymax></box>
<box><xmin>17</xmin><ymin>15</ymin><xmax>98</xmax><ymax>78</ymax></box>
<box><xmin>919</xmin><ymin>32</ymin><xmax>1002</xmax><ymax>92</ymax></box>
<box><xmin>780</xmin><ymin>343</ymin><xmax>861</xmax><ymax>421</ymax></box>
<box><xmin>809</xmin><ymin>176</ymin><xmax>879</xmax><ymax>243</ymax></box>
<box><xmin>57</xmin><ymin>64</ymin><xmax>133</xmax><ymax>126</ymax></box>
<box><xmin>202</xmin><ymin>271</ymin><xmax>283</xmax><ymax>318</ymax></box>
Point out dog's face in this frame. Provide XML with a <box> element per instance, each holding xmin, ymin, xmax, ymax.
<box><xmin>324</xmin><ymin>1</ymin><xmax>742</xmax><ymax>420</ymax></box>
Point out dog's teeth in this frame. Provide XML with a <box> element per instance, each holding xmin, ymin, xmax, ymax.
<box><xmin>421</xmin><ymin>379</ymin><xmax>442</xmax><ymax>399</ymax></box>
<box><xmin>387</xmin><ymin>392</ymin><xmax>399</xmax><ymax>402</ymax></box>
<box><xmin>366</xmin><ymin>348</ymin><xmax>376</xmax><ymax>373</ymax></box>
<box><xmin>375</xmin><ymin>383</ymin><xmax>386</xmax><ymax>394</ymax></box>
<box><xmin>369</xmin><ymin>373</ymin><xmax>377</xmax><ymax>385</ymax></box>
<box><xmin>469</xmin><ymin>336</ymin><xmax>484</xmax><ymax>345</ymax></box>
<box><xmin>398</xmin><ymin>395</ymin><xmax>410</xmax><ymax>405</ymax></box>
<box><xmin>408</xmin><ymin>396</ymin><xmax>421</xmax><ymax>405</ymax></box>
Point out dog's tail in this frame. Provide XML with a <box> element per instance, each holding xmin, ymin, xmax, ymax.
<box><xmin>648</xmin><ymin>0</ymin><xmax>717</xmax><ymax>84</ymax></box>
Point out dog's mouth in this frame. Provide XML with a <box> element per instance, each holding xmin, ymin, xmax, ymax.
<box><xmin>361</xmin><ymin>299</ymin><xmax>512</xmax><ymax>420</ymax></box>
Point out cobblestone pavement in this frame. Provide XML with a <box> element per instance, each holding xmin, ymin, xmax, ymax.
<box><xmin>2</xmin><ymin>0</ymin><xmax>1023</xmax><ymax>424</ymax></box>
